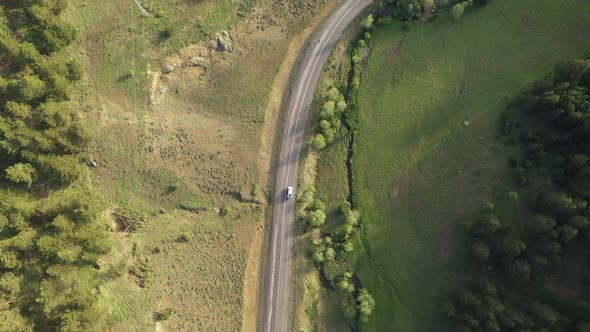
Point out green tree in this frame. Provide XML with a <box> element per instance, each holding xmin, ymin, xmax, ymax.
<box><xmin>341</xmin><ymin>294</ymin><xmax>357</xmax><ymax>319</ymax></box>
<box><xmin>422</xmin><ymin>0</ymin><xmax>434</xmax><ymax>8</ymax></box>
<box><xmin>326</xmin><ymin>87</ymin><xmax>340</xmax><ymax>100</ymax></box>
<box><xmin>312</xmin><ymin>134</ymin><xmax>326</xmax><ymax>150</ymax></box>
<box><xmin>321</xmin><ymin>100</ymin><xmax>335</xmax><ymax>117</ymax></box>
<box><xmin>0</xmin><ymin>309</ymin><xmax>32</xmax><ymax>332</ymax></box>
<box><xmin>6</xmin><ymin>163</ymin><xmax>37</xmax><ymax>187</ymax></box>
<box><xmin>530</xmin><ymin>215</ymin><xmax>557</xmax><ymax>234</ymax></box>
<box><xmin>66</xmin><ymin>59</ymin><xmax>84</xmax><ymax>81</ymax></box>
<box><xmin>10</xmin><ymin>75</ymin><xmax>45</xmax><ymax>102</ymax></box>
<box><xmin>343</xmin><ymin>241</ymin><xmax>354</xmax><ymax>252</ymax></box>
<box><xmin>299</xmin><ymin>187</ymin><xmax>315</xmax><ymax>206</ymax></box>
<box><xmin>361</xmin><ymin>15</ymin><xmax>374</xmax><ymax>29</ymax></box>
<box><xmin>325</xmin><ymin>247</ymin><xmax>336</xmax><ymax>261</ymax></box>
<box><xmin>4</xmin><ymin>101</ymin><xmax>32</xmax><ymax>119</ymax></box>
<box><xmin>569</xmin><ymin>215</ymin><xmax>590</xmax><ymax>230</ymax></box>
<box><xmin>357</xmin><ymin>288</ymin><xmax>376</xmax><ymax>322</ymax></box>
<box><xmin>450</xmin><ymin>3</ymin><xmax>465</xmax><ymax>20</ymax></box>
<box><xmin>497</xmin><ymin>237</ymin><xmax>526</xmax><ymax>258</ymax></box>
<box><xmin>509</xmin><ymin>259</ymin><xmax>531</xmax><ymax>281</ymax></box>
<box><xmin>308</xmin><ymin>209</ymin><xmax>326</xmax><ymax>227</ymax></box>
<box><xmin>313</xmin><ymin>251</ymin><xmax>324</xmax><ymax>263</ymax></box>
<box><xmin>558</xmin><ymin>225</ymin><xmax>578</xmax><ymax>242</ymax></box>
<box><xmin>471</xmin><ymin>241</ymin><xmax>490</xmax><ymax>261</ymax></box>
<box><xmin>336</xmin><ymin>100</ymin><xmax>347</xmax><ymax>112</ymax></box>
<box><xmin>473</xmin><ymin>213</ymin><xmax>502</xmax><ymax>235</ymax></box>
<box><xmin>529</xmin><ymin>302</ymin><xmax>559</xmax><ymax>326</ymax></box>
<box><xmin>351</xmin><ymin>76</ymin><xmax>360</xmax><ymax>90</ymax></box>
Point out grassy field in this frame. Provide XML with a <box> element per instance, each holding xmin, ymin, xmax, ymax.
<box><xmin>59</xmin><ymin>0</ymin><xmax>335</xmax><ymax>329</ymax></box>
<box><xmin>352</xmin><ymin>1</ymin><xmax>590</xmax><ymax>331</ymax></box>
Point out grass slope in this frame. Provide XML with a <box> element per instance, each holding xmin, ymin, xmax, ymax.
<box><xmin>353</xmin><ymin>1</ymin><xmax>590</xmax><ymax>331</ymax></box>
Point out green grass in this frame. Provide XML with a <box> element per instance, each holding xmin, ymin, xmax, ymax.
<box><xmin>352</xmin><ymin>1</ymin><xmax>590</xmax><ymax>331</ymax></box>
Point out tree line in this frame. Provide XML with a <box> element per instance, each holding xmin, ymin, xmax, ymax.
<box><xmin>383</xmin><ymin>0</ymin><xmax>490</xmax><ymax>21</ymax></box>
<box><xmin>0</xmin><ymin>1</ymin><xmax>113</xmax><ymax>330</ymax></box>
<box><xmin>298</xmin><ymin>187</ymin><xmax>376</xmax><ymax>325</ymax></box>
<box><xmin>445</xmin><ymin>57</ymin><xmax>590</xmax><ymax>331</ymax></box>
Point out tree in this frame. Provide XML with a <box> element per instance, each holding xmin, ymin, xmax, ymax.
<box><xmin>0</xmin><ymin>309</ymin><xmax>32</xmax><ymax>332</ymax></box>
<box><xmin>351</xmin><ymin>76</ymin><xmax>360</xmax><ymax>90</ymax></box>
<box><xmin>299</xmin><ymin>187</ymin><xmax>315</xmax><ymax>206</ymax></box>
<box><xmin>10</xmin><ymin>75</ymin><xmax>45</xmax><ymax>102</ymax></box>
<box><xmin>321</xmin><ymin>100</ymin><xmax>335</xmax><ymax>117</ymax></box>
<box><xmin>308</xmin><ymin>210</ymin><xmax>326</xmax><ymax>227</ymax></box>
<box><xmin>473</xmin><ymin>213</ymin><xmax>502</xmax><ymax>235</ymax></box>
<box><xmin>325</xmin><ymin>247</ymin><xmax>335</xmax><ymax>261</ymax></box>
<box><xmin>343</xmin><ymin>241</ymin><xmax>354</xmax><ymax>252</ymax></box>
<box><xmin>336</xmin><ymin>100</ymin><xmax>347</xmax><ymax>112</ymax></box>
<box><xmin>509</xmin><ymin>259</ymin><xmax>531</xmax><ymax>281</ymax></box>
<box><xmin>357</xmin><ymin>288</ymin><xmax>376</xmax><ymax>322</ymax></box>
<box><xmin>537</xmin><ymin>191</ymin><xmax>576</xmax><ymax>217</ymax></box>
<box><xmin>361</xmin><ymin>15</ymin><xmax>374</xmax><ymax>29</ymax></box>
<box><xmin>5</xmin><ymin>101</ymin><xmax>32</xmax><ymax>119</ymax></box>
<box><xmin>66</xmin><ymin>59</ymin><xmax>84</xmax><ymax>81</ymax></box>
<box><xmin>345</xmin><ymin>209</ymin><xmax>360</xmax><ymax>226</ymax></box>
<box><xmin>497</xmin><ymin>237</ymin><xmax>526</xmax><ymax>258</ymax></box>
<box><xmin>312</xmin><ymin>134</ymin><xmax>326</xmax><ymax>150</ymax></box>
<box><xmin>313</xmin><ymin>251</ymin><xmax>324</xmax><ymax>263</ymax></box>
<box><xmin>530</xmin><ymin>215</ymin><xmax>557</xmax><ymax>234</ymax></box>
<box><xmin>6</xmin><ymin>163</ymin><xmax>37</xmax><ymax>187</ymax></box>
<box><xmin>319</xmin><ymin>120</ymin><xmax>331</xmax><ymax>130</ymax></box>
<box><xmin>422</xmin><ymin>0</ymin><xmax>434</xmax><ymax>8</ymax></box>
<box><xmin>471</xmin><ymin>241</ymin><xmax>490</xmax><ymax>261</ymax></box>
<box><xmin>341</xmin><ymin>294</ymin><xmax>357</xmax><ymax>319</ymax></box>
<box><xmin>559</xmin><ymin>225</ymin><xmax>578</xmax><ymax>242</ymax></box>
<box><xmin>326</xmin><ymin>87</ymin><xmax>340</xmax><ymax>100</ymax></box>
<box><xmin>450</xmin><ymin>3</ymin><xmax>465</xmax><ymax>19</ymax></box>
<box><xmin>569</xmin><ymin>215</ymin><xmax>590</xmax><ymax>230</ymax></box>
<box><xmin>338</xmin><ymin>279</ymin><xmax>351</xmax><ymax>291</ymax></box>
<box><xmin>529</xmin><ymin>302</ymin><xmax>559</xmax><ymax>326</ymax></box>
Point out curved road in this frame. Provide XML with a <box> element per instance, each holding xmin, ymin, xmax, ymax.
<box><xmin>264</xmin><ymin>0</ymin><xmax>373</xmax><ymax>331</ymax></box>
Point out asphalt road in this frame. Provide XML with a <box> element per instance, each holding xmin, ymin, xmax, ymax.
<box><xmin>264</xmin><ymin>0</ymin><xmax>373</xmax><ymax>331</ymax></box>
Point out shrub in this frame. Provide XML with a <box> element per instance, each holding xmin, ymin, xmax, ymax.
<box><xmin>156</xmin><ymin>308</ymin><xmax>173</xmax><ymax>321</ymax></box>
<box><xmin>177</xmin><ymin>231</ymin><xmax>192</xmax><ymax>242</ymax></box>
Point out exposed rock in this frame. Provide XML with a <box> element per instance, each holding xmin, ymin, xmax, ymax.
<box><xmin>216</xmin><ymin>36</ymin><xmax>232</xmax><ymax>52</ymax></box>
<box><xmin>188</xmin><ymin>56</ymin><xmax>209</xmax><ymax>71</ymax></box>
<box><xmin>161</xmin><ymin>55</ymin><xmax>182</xmax><ymax>73</ymax></box>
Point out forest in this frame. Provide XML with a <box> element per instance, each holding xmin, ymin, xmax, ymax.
<box><xmin>446</xmin><ymin>58</ymin><xmax>590</xmax><ymax>331</ymax></box>
<box><xmin>0</xmin><ymin>0</ymin><xmax>112</xmax><ymax>330</ymax></box>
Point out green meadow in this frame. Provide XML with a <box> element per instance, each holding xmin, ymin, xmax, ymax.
<box><xmin>351</xmin><ymin>1</ymin><xmax>590</xmax><ymax>331</ymax></box>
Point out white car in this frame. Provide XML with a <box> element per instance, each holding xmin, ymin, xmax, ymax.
<box><xmin>286</xmin><ymin>186</ymin><xmax>294</xmax><ymax>199</ymax></box>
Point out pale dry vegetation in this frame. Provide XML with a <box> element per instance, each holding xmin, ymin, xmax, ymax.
<box><xmin>59</xmin><ymin>0</ymin><xmax>337</xmax><ymax>329</ymax></box>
